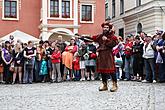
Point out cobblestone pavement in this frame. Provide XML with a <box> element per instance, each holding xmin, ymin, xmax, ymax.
<box><xmin>0</xmin><ymin>81</ymin><xmax>165</xmax><ymax>110</ymax></box>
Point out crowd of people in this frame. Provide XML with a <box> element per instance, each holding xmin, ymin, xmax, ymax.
<box><xmin>0</xmin><ymin>28</ymin><xmax>165</xmax><ymax>85</ymax></box>
<box><xmin>113</xmin><ymin>29</ymin><xmax>165</xmax><ymax>83</ymax></box>
<box><xmin>0</xmin><ymin>34</ymin><xmax>98</xmax><ymax>84</ymax></box>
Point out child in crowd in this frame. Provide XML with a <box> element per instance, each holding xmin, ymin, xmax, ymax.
<box><xmin>39</xmin><ymin>52</ymin><xmax>48</xmax><ymax>83</ymax></box>
<box><xmin>78</xmin><ymin>42</ymin><xmax>88</xmax><ymax>81</ymax></box>
<box><xmin>51</xmin><ymin>45</ymin><xmax>62</xmax><ymax>83</ymax></box>
<box><xmin>73</xmin><ymin>52</ymin><xmax>80</xmax><ymax>81</ymax></box>
<box><xmin>113</xmin><ymin>38</ymin><xmax>124</xmax><ymax>81</ymax></box>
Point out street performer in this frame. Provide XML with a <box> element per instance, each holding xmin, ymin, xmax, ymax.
<box><xmin>92</xmin><ymin>21</ymin><xmax>118</xmax><ymax>92</ymax></box>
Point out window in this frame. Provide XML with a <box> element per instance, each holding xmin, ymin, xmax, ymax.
<box><xmin>137</xmin><ymin>23</ymin><xmax>142</xmax><ymax>34</ymax></box>
<box><xmin>4</xmin><ymin>0</ymin><xmax>17</xmax><ymax>18</ymax></box>
<box><xmin>50</xmin><ymin>0</ymin><xmax>59</xmax><ymax>17</ymax></box>
<box><xmin>120</xmin><ymin>0</ymin><xmax>124</xmax><ymax>15</ymax></box>
<box><xmin>119</xmin><ymin>28</ymin><xmax>124</xmax><ymax>39</ymax></box>
<box><xmin>136</xmin><ymin>0</ymin><xmax>141</xmax><ymax>7</ymax></box>
<box><xmin>105</xmin><ymin>3</ymin><xmax>108</xmax><ymax>20</ymax></box>
<box><xmin>112</xmin><ymin>0</ymin><xmax>115</xmax><ymax>18</ymax></box>
<box><xmin>62</xmin><ymin>0</ymin><xmax>70</xmax><ymax>18</ymax></box>
<box><xmin>81</xmin><ymin>5</ymin><xmax>92</xmax><ymax>21</ymax></box>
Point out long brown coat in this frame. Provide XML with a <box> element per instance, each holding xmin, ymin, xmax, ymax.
<box><xmin>92</xmin><ymin>34</ymin><xmax>118</xmax><ymax>74</ymax></box>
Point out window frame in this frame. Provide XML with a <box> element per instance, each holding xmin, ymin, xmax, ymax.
<box><xmin>2</xmin><ymin>0</ymin><xmax>19</xmax><ymax>20</ymax></box>
<box><xmin>50</xmin><ymin>0</ymin><xmax>59</xmax><ymax>17</ymax></box>
<box><xmin>62</xmin><ymin>0</ymin><xmax>70</xmax><ymax>18</ymax></box>
<box><xmin>136</xmin><ymin>0</ymin><xmax>141</xmax><ymax>7</ymax></box>
<box><xmin>119</xmin><ymin>28</ymin><xmax>124</xmax><ymax>39</ymax></box>
<box><xmin>112</xmin><ymin>0</ymin><xmax>115</xmax><ymax>18</ymax></box>
<box><xmin>105</xmin><ymin>3</ymin><xmax>108</xmax><ymax>20</ymax></box>
<box><xmin>120</xmin><ymin>0</ymin><xmax>124</xmax><ymax>15</ymax></box>
<box><xmin>80</xmin><ymin>3</ymin><xmax>94</xmax><ymax>24</ymax></box>
<box><xmin>48</xmin><ymin>0</ymin><xmax>72</xmax><ymax>20</ymax></box>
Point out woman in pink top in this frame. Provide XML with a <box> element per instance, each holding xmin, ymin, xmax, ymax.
<box><xmin>62</xmin><ymin>38</ymin><xmax>78</xmax><ymax>81</ymax></box>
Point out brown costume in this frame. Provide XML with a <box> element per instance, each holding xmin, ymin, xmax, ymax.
<box><xmin>93</xmin><ymin>34</ymin><xmax>117</xmax><ymax>73</ymax></box>
<box><xmin>92</xmin><ymin>22</ymin><xmax>118</xmax><ymax>92</ymax></box>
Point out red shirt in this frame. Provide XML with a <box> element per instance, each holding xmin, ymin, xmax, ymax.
<box><xmin>73</xmin><ymin>57</ymin><xmax>80</xmax><ymax>70</ymax></box>
<box><xmin>51</xmin><ymin>51</ymin><xmax>61</xmax><ymax>63</ymax></box>
<box><xmin>124</xmin><ymin>41</ymin><xmax>133</xmax><ymax>56</ymax></box>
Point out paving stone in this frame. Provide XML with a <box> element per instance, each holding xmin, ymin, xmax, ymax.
<box><xmin>0</xmin><ymin>81</ymin><xmax>164</xmax><ymax>110</ymax></box>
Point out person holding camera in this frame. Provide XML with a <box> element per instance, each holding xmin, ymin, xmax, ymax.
<box><xmin>156</xmin><ymin>32</ymin><xmax>165</xmax><ymax>82</ymax></box>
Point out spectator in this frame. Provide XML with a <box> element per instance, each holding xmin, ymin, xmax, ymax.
<box><xmin>85</xmin><ymin>37</ymin><xmax>97</xmax><ymax>81</ymax></box>
<box><xmin>78</xmin><ymin>41</ymin><xmax>88</xmax><ymax>81</ymax></box>
<box><xmin>51</xmin><ymin>44</ymin><xmax>62</xmax><ymax>83</ymax></box>
<box><xmin>39</xmin><ymin>52</ymin><xmax>48</xmax><ymax>83</ymax></box>
<box><xmin>132</xmin><ymin>35</ymin><xmax>144</xmax><ymax>81</ymax></box>
<box><xmin>142</xmin><ymin>34</ymin><xmax>156</xmax><ymax>83</ymax></box>
<box><xmin>156</xmin><ymin>32</ymin><xmax>165</xmax><ymax>82</ymax></box>
<box><xmin>1</xmin><ymin>41</ymin><xmax>13</xmax><ymax>84</ymax></box>
<box><xmin>62</xmin><ymin>38</ymin><xmax>78</xmax><ymax>81</ymax></box>
<box><xmin>12</xmin><ymin>43</ymin><xmax>23</xmax><ymax>84</ymax></box>
<box><xmin>123</xmin><ymin>35</ymin><xmax>134</xmax><ymax>81</ymax></box>
<box><xmin>23</xmin><ymin>41</ymin><xmax>36</xmax><ymax>84</ymax></box>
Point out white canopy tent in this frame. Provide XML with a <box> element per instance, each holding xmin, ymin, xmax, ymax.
<box><xmin>0</xmin><ymin>30</ymin><xmax>40</xmax><ymax>44</ymax></box>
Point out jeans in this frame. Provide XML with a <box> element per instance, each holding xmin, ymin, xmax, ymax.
<box><xmin>124</xmin><ymin>56</ymin><xmax>133</xmax><ymax>80</ymax></box>
<box><xmin>144</xmin><ymin>58</ymin><xmax>156</xmax><ymax>81</ymax></box>
<box><xmin>158</xmin><ymin>63</ymin><xmax>165</xmax><ymax>82</ymax></box>
<box><xmin>23</xmin><ymin>57</ymin><xmax>35</xmax><ymax>83</ymax></box>
<box><xmin>73</xmin><ymin>70</ymin><xmax>80</xmax><ymax>80</ymax></box>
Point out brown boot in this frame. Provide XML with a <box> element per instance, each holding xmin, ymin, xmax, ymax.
<box><xmin>99</xmin><ymin>82</ymin><xmax>108</xmax><ymax>91</ymax></box>
<box><xmin>110</xmin><ymin>81</ymin><xmax>118</xmax><ymax>92</ymax></box>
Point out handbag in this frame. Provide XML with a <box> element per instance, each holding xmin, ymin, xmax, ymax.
<box><xmin>26</xmin><ymin>60</ymin><xmax>33</xmax><ymax>70</ymax></box>
<box><xmin>115</xmin><ymin>55</ymin><xmax>123</xmax><ymax>67</ymax></box>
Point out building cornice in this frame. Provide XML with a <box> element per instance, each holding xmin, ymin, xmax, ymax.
<box><xmin>39</xmin><ymin>24</ymin><xmax>81</xmax><ymax>29</ymax></box>
<box><xmin>124</xmin><ymin>0</ymin><xmax>155</xmax><ymax>14</ymax></box>
<box><xmin>79</xmin><ymin>0</ymin><xmax>96</xmax><ymax>4</ymax></box>
<box><xmin>123</xmin><ymin>6</ymin><xmax>163</xmax><ymax>21</ymax></box>
<box><xmin>124</xmin><ymin>0</ymin><xmax>165</xmax><ymax>18</ymax></box>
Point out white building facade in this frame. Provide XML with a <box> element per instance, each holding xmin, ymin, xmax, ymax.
<box><xmin>105</xmin><ymin>0</ymin><xmax>165</xmax><ymax>38</ymax></box>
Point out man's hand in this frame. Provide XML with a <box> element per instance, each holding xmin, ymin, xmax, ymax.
<box><xmin>102</xmin><ymin>36</ymin><xmax>107</xmax><ymax>41</ymax></box>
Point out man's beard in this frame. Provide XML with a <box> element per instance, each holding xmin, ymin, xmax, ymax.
<box><xmin>103</xmin><ymin>30</ymin><xmax>109</xmax><ymax>36</ymax></box>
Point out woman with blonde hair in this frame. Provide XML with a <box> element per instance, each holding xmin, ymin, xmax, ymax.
<box><xmin>12</xmin><ymin>43</ymin><xmax>23</xmax><ymax>84</ymax></box>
